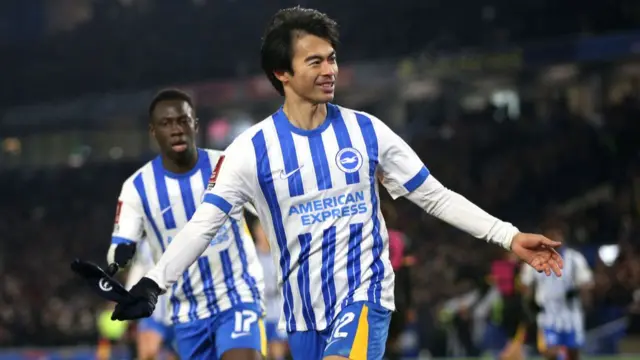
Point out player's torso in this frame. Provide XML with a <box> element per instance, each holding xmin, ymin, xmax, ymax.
<box><xmin>533</xmin><ymin>251</ymin><xmax>583</xmax><ymax>331</ymax></box>
<box><xmin>137</xmin><ymin>148</ymin><xmax>263</xmax><ymax>324</ymax></box>
<box><xmin>251</xmin><ymin>105</ymin><xmax>394</xmax><ymax>331</ymax></box>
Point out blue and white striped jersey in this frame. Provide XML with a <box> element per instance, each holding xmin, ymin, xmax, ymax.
<box><xmin>521</xmin><ymin>248</ymin><xmax>593</xmax><ymax>334</ymax></box>
<box><xmin>200</xmin><ymin>104</ymin><xmax>429</xmax><ymax>332</ymax></box>
<box><xmin>125</xmin><ymin>241</ymin><xmax>171</xmax><ymax>325</ymax></box>
<box><xmin>111</xmin><ymin>148</ymin><xmax>264</xmax><ymax>324</ymax></box>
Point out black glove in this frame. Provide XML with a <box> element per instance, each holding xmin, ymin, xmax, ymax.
<box><xmin>114</xmin><ymin>242</ymin><xmax>137</xmax><ymax>267</ymax></box>
<box><xmin>523</xmin><ymin>297</ymin><xmax>544</xmax><ymax>323</ymax></box>
<box><xmin>111</xmin><ymin>277</ymin><xmax>161</xmax><ymax>321</ymax></box>
<box><xmin>565</xmin><ymin>288</ymin><xmax>579</xmax><ymax>301</ymax></box>
<box><xmin>531</xmin><ymin>301</ymin><xmax>544</xmax><ymax>313</ymax></box>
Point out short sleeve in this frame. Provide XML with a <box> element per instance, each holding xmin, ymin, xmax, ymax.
<box><xmin>111</xmin><ymin>179</ymin><xmax>145</xmax><ymax>244</ymax></box>
<box><xmin>519</xmin><ymin>263</ymin><xmax>536</xmax><ymax>287</ymax></box>
<box><xmin>572</xmin><ymin>251</ymin><xmax>594</xmax><ymax>287</ymax></box>
<box><xmin>202</xmin><ymin>136</ymin><xmax>256</xmax><ymax>214</ymax></box>
<box><xmin>371</xmin><ymin>116</ymin><xmax>430</xmax><ymax>199</ymax></box>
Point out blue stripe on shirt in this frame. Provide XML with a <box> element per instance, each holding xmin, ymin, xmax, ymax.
<box><xmin>252</xmin><ymin>130</ymin><xmax>296</xmax><ymax>331</ymax></box>
<box><xmin>274</xmin><ymin>111</ymin><xmax>305</xmax><ymax>197</ymax></box>
<box><xmin>404</xmin><ymin>166</ymin><xmax>430</xmax><ymax>192</ymax></box>
<box><xmin>111</xmin><ymin>236</ymin><xmax>135</xmax><ymax>245</ymax></box>
<box><xmin>344</xmin><ymin>223</ymin><xmax>363</xmax><ymax>308</ymax></box>
<box><xmin>220</xmin><ymin>249</ymin><xmax>240</xmax><ymax>306</ymax></box>
<box><xmin>178</xmin><ymin>175</ymin><xmax>198</xmax><ymax>322</ymax></box>
<box><xmin>203</xmin><ymin>193</ymin><xmax>232</xmax><ymax>214</ymax></box>
<box><xmin>297</xmin><ymin>233</ymin><xmax>315</xmax><ymax>329</ymax></box>
<box><xmin>356</xmin><ymin>113</ymin><xmax>385</xmax><ymax>304</ymax></box>
<box><xmin>133</xmin><ymin>173</ymin><xmax>165</xmax><ymax>251</ymax></box>
<box><xmin>321</xmin><ymin>226</ymin><xmax>337</xmax><ymax>325</ymax></box>
<box><xmin>198</xmin><ymin>257</ymin><xmax>221</xmax><ymax>315</ymax></box>
<box><xmin>308</xmin><ymin>133</ymin><xmax>333</xmax><ymax>190</ymax></box>
<box><xmin>198</xmin><ymin>149</ymin><xmax>213</xmax><ymax>188</ymax></box>
<box><xmin>151</xmin><ymin>157</ymin><xmax>176</xmax><ymax>230</ymax></box>
<box><xmin>231</xmin><ymin>219</ymin><xmax>261</xmax><ymax>303</ymax></box>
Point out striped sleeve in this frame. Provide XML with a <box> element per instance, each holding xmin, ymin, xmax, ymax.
<box><xmin>111</xmin><ymin>178</ymin><xmax>145</xmax><ymax>244</ymax></box>
<box><xmin>369</xmin><ymin>115</ymin><xmax>430</xmax><ymax>199</ymax></box>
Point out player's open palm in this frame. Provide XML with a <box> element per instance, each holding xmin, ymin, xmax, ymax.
<box><xmin>511</xmin><ymin>232</ymin><xmax>564</xmax><ymax>276</ymax></box>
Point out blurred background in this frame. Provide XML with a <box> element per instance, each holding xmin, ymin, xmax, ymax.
<box><xmin>1</xmin><ymin>0</ymin><xmax>640</xmax><ymax>359</ymax></box>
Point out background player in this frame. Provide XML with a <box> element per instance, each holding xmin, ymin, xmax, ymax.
<box><xmin>125</xmin><ymin>241</ymin><xmax>177</xmax><ymax>360</ymax></box>
<box><xmin>520</xmin><ymin>222</ymin><xmax>594</xmax><ymax>360</ymax></box>
<box><xmin>115</xmin><ymin>7</ymin><xmax>563</xmax><ymax>360</ymax></box>
<box><xmin>490</xmin><ymin>252</ymin><xmax>528</xmax><ymax>360</ymax></box>
<box><xmin>107</xmin><ymin>88</ymin><xmax>266</xmax><ymax>360</ymax></box>
<box><xmin>253</xmin><ymin>220</ymin><xmax>289</xmax><ymax>360</ymax></box>
<box><xmin>379</xmin><ymin>201</ymin><xmax>415</xmax><ymax>360</ymax></box>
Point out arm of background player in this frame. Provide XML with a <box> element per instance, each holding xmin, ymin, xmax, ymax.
<box><xmin>519</xmin><ymin>263</ymin><xmax>535</xmax><ymax>296</ymax></box>
<box><xmin>372</xmin><ymin>117</ymin><xmax>518</xmax><ymax>251</ymax></box>
<box><xmin>145</xmin><ymin>139</ymin><xmax>255</xmax><ymax>292</ymax></box>
<box><xmin>244</xmin><ymin>202</ymin><xmax>258</xmax><ymax>216</ymax></box>
<box><xmin>106</xmin><ymin>180</ymin><xmax>146</xmax><ymax>264</ymax></box>
<box><xmin>573</xmin><ymin>251</ymin><xmax>595</xmax><ymax>307</ymax></box>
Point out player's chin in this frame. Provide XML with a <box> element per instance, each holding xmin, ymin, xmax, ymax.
<box><xmin>311</xmin><ymin>91</ymin><xmax>335</xmax><ymax>104</ymax></box>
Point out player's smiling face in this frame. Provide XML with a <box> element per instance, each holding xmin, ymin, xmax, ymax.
<box><xmin>286</xmin><ymin>33</ymin><xmax>338</xmax><ymax>103</ymax></box>
<box><xmin>150</xmin><ymin>99</ymin><xmax>198</xmax><ymax>161</ymax></box>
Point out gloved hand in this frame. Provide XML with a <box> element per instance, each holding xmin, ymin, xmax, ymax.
<box><xmin>111</xmin><ymin>277</ymin><xmax>161</xmax><ymax>321</ymax></box>
<box><xmin>114</xmin><ymin>242</ymin><xmax>137</xmax><ymax>267</ymax></box>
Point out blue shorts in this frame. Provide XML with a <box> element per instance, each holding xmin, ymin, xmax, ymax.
<box><xmin>288</xmin><ymin>301</ymin><xmax>391</xmax><ymax>360</ymax></box>
<box><xmin>173</xmin><ymin>303</ymin><xmax>267</xmax><ymax>359</ymax></box>
<box><xmin>539</xmin><ymin>328</ymin><xmax>583</xmax><ymax>350</ymax></box>
<box><xmin>266</xmin><ymin>321</ymin><xmax>288</xmax><ymax>343</ymax></box>
<box><xmin>139</xmin><ymin>317</ymin><xmax>175</xmax><ymax>348</ymax></box>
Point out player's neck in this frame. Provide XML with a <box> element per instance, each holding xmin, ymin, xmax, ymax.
<box><xmin>162</xmin><ymin>149</ymin><xmax>198</xmax><ymax>174</ymax></box>
<box><xmin>282</xmin><ymin>97</ymin><xmax>327</xmax><ymax>131</ymax></box>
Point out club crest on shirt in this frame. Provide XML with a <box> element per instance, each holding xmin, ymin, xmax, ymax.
<box><xmin>335</xmin><ymin>147</ymin><xmax>363</xmax><ymax>174</ymax></box>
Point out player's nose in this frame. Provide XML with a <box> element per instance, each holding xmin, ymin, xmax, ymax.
<box><xmin>320</xmin><ymin>61</ymin><xmax>336</xmax><ymax>76</ymax></box>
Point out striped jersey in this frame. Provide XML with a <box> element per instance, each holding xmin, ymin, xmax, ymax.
<box><xmin>125</xmin><ymin>241</ymin><xmax>171</xmax><ymax>325</ymax></box>
<box><xmin>202</xmin><ymin>104</ymin><xmax>430</xmax><ymax>332</ymax></box>
<box><xmin>111</xmin><ymin>148</ymin><xmax>264</xmax><ymax>324</ymax></box>
<box><xmin>520</xmin><ymin>248</ymin><xmax>593</xmax><ymax>333</ymax></box>
<box><xmin>257</xmin><ymin>249</ymin><xmax>282</xmax><ymax>323</ymax></box>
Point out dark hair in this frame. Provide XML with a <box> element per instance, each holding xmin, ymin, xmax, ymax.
<box><xmin>148</xmin><ymin>88</ymin><xmax>195</xmax><ymax>118</ymax></box>
<box><xmin>261</xmin><ymin>6</ymin><xmax>339</xmax><ymax>96</ymax></box>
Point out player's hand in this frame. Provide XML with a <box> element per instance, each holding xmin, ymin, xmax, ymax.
<box><xmin>510</xmin><ymin>232</ymin><xmax>563</xmax><ymax>277</ymax></box>
<box><xmin>111</xmin><ymin>277</ymin><xmax>160</xmax><ymax>321</ymax></box>
<box><xmin>114</xmin><ymin>242</ymin><xmax>137</xmax><ymax>267</ymax></box>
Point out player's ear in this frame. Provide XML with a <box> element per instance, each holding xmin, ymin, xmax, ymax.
<box><xmin>194</xmin><ymin>117</ymin><xmax>200</xmax><ymax>132</ymax></box>
<box><xmin>274</xmin><ymin>70</ymin><xmax>289</xmax><ymax>85</ymax></box>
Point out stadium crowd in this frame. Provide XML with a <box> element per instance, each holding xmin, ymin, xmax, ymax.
<box><xmin>0</xmin><ymin>93</ymin><xmax>637</xmax><ymax>351</ymax></box>
<box><xmin>2</xmin><ymin>0</ymin><xmax>640</xmax><ymax>107</ymax></box>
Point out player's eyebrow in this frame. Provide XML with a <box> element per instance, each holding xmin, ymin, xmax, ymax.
<box><xmin>304</xmin><ymin>50</ymin><xmax>336</xmax><ymax>63</ymax></box>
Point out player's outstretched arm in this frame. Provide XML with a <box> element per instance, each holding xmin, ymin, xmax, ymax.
<box><xmin>371</xmin><ymin>115</ymin><xmax>563</xmax><ymax>276</ymax></box>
